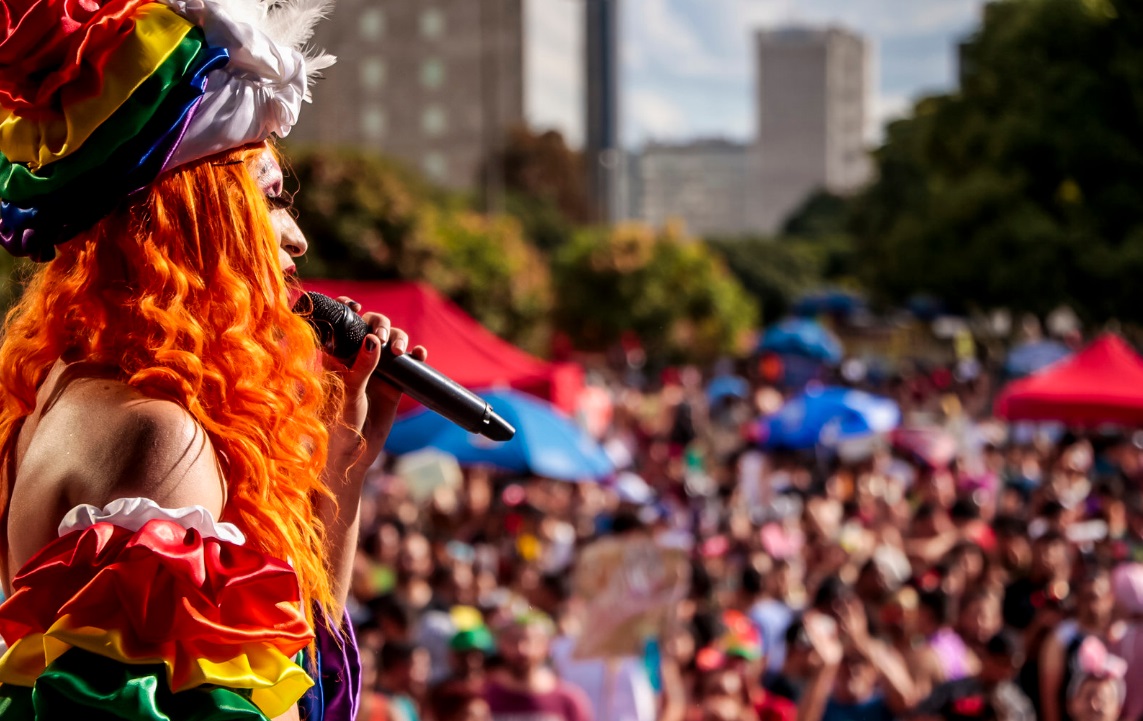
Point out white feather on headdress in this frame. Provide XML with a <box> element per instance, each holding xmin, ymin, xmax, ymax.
<box><xmin>159</xmin><ymin>0</ymin><xmax>338</xmax><ymax>167</ymax></box>
<box><xmin>262</xmin><ymin>0</ymin><xmax>337</xmax><ymax>93</ymax></box>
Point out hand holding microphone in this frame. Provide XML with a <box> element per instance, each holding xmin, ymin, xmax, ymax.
<box><xmin>294</xmin><ymin>291</ymin><xmax>516</xmax><ymax>442</ymax></box>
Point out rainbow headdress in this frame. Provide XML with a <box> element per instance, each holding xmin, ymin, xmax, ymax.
<box><xmin>0</xmin><ymin>0</ymin><xmax>335</xmax><ymax>261</ymax></box>
<box><xmin>0</xmin><ymin>498</ymin><xmax>360</xmax><ymax>720</ymax></box>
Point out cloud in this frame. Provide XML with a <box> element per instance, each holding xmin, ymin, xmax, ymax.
<box><xmin>523</xmin><ymin>0</ymin><xmax>987</xmax><ymax>149</ymax></box>
<box><xmin>618</xmin><ymin>0</ymin><xmax>987</xmax><ymax>147</ymax></box>
<box><xmin>622</xmin><ymin>0</ymin><xmax>750</xmax><ymax>82</ymax></box>
<box><xmin>625</xmin><ymin>88</ymin><xmax>691</xmax><ymax>143</ymax></box>
<box><xmin>871</xmin><ymin>93</ymin><xmax>912</xmax><ymax>141</ymax></box>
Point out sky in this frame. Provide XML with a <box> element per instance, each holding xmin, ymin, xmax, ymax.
<box><xmin>525</xmin><ymin>0</ymin><xmax>987</xmax><ymax>149</ymax></box>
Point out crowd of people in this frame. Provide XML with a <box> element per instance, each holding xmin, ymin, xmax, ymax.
<box><xmin>348</xmin><ymin>359</ymin><xmax>1143</xmax><ymax>721</ymax></box>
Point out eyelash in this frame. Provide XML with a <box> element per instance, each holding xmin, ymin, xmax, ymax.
<box><xmin>266</xmin><ymin>190</ymin><xmax>294</xmax><ymax>211</ymax></box>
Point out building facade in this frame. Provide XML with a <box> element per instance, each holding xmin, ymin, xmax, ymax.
<box><xmin>289</xmin><ymin>0</ymin><xmax>525</xmax><ymax>193</ymax></box>
<box><xmin>752</xmin><ymin>26</ymin><xmax>870</xmax><ymax>233</ymax></box>
<box><xmin>634</xmin><ymin>141</ymin><xmax>752</xmax><ymax>238</ymax></box>
<box><xmin>584</xmin><ymin>0</ymin><xmax>621</xmax><ymax>223</ymax></box>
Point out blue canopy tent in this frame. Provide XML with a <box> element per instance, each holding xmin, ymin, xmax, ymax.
<box><xmin>792</xmin><ymin>289</ymin><xmax>866</xmax><ymax>318</ymax></box>
<box><xmin>758</xmin><ymin>386</ymin><xmax>900</xmax><ymax>451</ymax></box>
<box><xmin>385</xmin><ymin>389</ymin><xmax>613</xmax><ymax>482</ymax></box>
<box><xmin>758</xmin><ymin>319</ymin><xmax>844</xmax><ymax>364</ymax></box>
<box><xmin>1004</xmin><ymin>340</ymin><xmax>1072</xmax><ymax>378</ymax></box>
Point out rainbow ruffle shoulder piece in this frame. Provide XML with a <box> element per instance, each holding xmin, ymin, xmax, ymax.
<box><xmin>0</xmin><ymin>497</ymin><xmax>316</xmax><ymax>720</ymax></box>
<box><xmin>0</xmin><ymin>0</ymin><xmax>335</xmax><ymax>261</ymax></box>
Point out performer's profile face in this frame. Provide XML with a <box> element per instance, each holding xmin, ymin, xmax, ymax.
<box><xmin>247</xmin><ymin>146</ymin><xmax>307</xmax><ymax>277</ymax></box>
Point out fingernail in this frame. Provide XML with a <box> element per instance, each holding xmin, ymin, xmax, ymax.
<box><xmin>365</xmin><ymin>337</ymin><xmax>378</xmax><ymax>352</ymax></box>
<box><xmin>394</xmin><ymin>337</ymin><xmax>407</xmax><ymax>354</ymax></box>
<box><xmin>379</xmin><ymin>327</ymin><xmax>390</xmax><ymax>344</ymax></box>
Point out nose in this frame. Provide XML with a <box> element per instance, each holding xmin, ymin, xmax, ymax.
<box><xmin>275</xmin><ymin>211</ymin><xmax>308</xmax><ymax>257</ymax></box>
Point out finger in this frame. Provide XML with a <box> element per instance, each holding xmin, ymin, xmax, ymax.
<box><xmin>335</xmin><ymin>295</ymin><xmax>363</xmax><ymax>313</ymax></box>
<box><xmin>345</xmin><ymin>333</ymin><xmax>382</xmax><ymax>392</ymax></box>
<box><xmin>389</xmin><ymin>328</ymin><xmax>409</xmax><ymax>356</ymax></box>
<box><xmin>410</xmin><ymin>345</ymin><xmax>428</xmax><ymax>362</ymax></box>
<box><xmin>359</xmin><ymin>312</ymin><xmax>392</xmax><ymax>346</ymax></box>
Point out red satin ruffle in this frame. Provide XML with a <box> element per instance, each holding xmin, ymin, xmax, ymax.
<box><xmin>0</xmin><ymin>0</ymin><xmax>152</xmax><ymax>118</ymax></box>
<box><xmin>0</xmin><ymin>519</ymin><xmax>314</xmax><ymax>685</ymax></box>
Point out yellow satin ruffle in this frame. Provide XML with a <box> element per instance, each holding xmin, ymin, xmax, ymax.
<box><xmin>0</xmin><ymin>3</ymin><xmax>192</xmax><ymax>169</ymax></box>
<box><xmin>0</xmin><ymin>619</ymin><xmax>313</xmax><ymax>719</ymax></box>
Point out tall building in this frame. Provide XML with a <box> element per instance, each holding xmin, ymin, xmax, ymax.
<box><xmin>635</xmin><ymin>140</ymin><xmax>751</xmax><ymax>238</ymax></box>
<box><xmin>752</xmin><ymin>27</ymin><xmax>870</xmax><ymax>233</ymax></box>
<box><xmin>584</xmin><ymin>0</ymin><xmax>621</xmax><ymax>222</ymax></box>
<box><xmin>289</xmin><ymin>0</ymin><xmax>524</xmax><ymax>195</ymax></box>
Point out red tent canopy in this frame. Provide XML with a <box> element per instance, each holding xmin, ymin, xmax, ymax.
<box><xmin>303</xmin><ymin>280</ymin><xmax>582</xmax><ymax>413</ymax></box>
<box><xmin>995</xmin><ymin>334</ymin><xmax>1143</xmax><ymax>426</ymax></box>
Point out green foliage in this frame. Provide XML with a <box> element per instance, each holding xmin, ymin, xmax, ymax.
<box><xmin>553</xmin><ymin>223</ymin><xmax>758</xmax><ymax>363</ymax></box>
<box><xmin>497</xmin><ymin>127</ymin><xmax>588</xmax><ymax>226</ymax></box>
<box><xmin>490</xmin><ymin>127</ymin><xmax>586</xmax><ymax>252</ymax></box>
<box><xmin>418</xmin><ymin>209</ymin><xmax>552</xmax><ymax>355</ymax></box>
<box><xmin>782</xmin><ymin>190</ymin><xmax>849</xmax><ymax>239</ymax></box>
<box><xmin>851</xmin><ymin>0</ymin><xmax>1143</xmax><ymax>323</ymax></box>
<box><xmin>708</xmin><ymin>236</ymin><xmax>851</xmax><ymax>323</ymax></box>
<box><xmin>286</xmin><ymin>147</ymin><xmax>442</xmax><ymax>280</ymax></box>
<box><xmin>287</xmin><ymin>148</ymin><xmax>551</xmax><ymax>354</ymax></box>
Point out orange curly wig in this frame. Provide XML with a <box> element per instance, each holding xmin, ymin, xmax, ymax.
<box><xmin>0</xmin><ymin>143</ymin><xmax>343</xmax><ymax>617</ymax></box>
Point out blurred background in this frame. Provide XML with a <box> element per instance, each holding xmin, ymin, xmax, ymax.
<box><xmin>135</xmin><ymin>3</ymin><xmax>1143</xmax><ymax>721</ymax></box>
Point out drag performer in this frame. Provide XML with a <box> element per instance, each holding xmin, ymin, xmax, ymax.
<box><xmin>0</xmin><ymin>0</ymin><xmax>421</xmax><ymax>718</ymax></box>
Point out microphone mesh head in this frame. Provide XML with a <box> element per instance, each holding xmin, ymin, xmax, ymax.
<box><xmin>293</xmin><ymin>291</ymin><xmax>368</xmax><ymax>361</ymax></box>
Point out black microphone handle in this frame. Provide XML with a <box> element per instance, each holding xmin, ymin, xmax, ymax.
<box><xmin>374</xmin><ymin>346</ymin><xmax>511</xmax><ymax>440</ymax></box>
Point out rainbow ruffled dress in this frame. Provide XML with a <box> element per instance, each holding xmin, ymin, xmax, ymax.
<box><xmin>0</xmin><ymin>498</ymin><xmax>360</xmax><ymax>720</ymax></box>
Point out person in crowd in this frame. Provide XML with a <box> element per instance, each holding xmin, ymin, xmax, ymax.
<box><xmin>483</xmin><ymin>613</ymin><xmax>593</xmax><ymax>721</ymax></box>
<box><xmin>1039</xmin><ymin>566</ymin><xmax>1118</xmax><ymax>721</ymax></box>
<box><xmin>909</xmin><ymin>633</ymin><xmax>1034</xmax><ymax>721</ymax></box>
<box><xmin>379</xmin><ymin>641</ymin><xmax>431</xmax><ymax>721</ymax></box>
<box><xmin>435</xmin><ymin>626</ymin><xmax>498</xmax><ymax>697</ymax></box>
<box><xmin>1064</xmin><ymin>638</ymin><xmax>1127</xmax><ymax>721</ymax></box>
<box><xmin>911</xmin><ymin>586</ymin><xmax>979</xmax><ymax>696</ymax></box>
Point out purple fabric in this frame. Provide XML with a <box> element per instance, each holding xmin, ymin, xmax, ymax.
<box><xmin>930</xmin><ymin>627</ymin><xmax>971</xmax><ymax>681</ymax></box>
<box><xmin>302</xmin><ymin>609</ymin><xmax>362</xmax><ymax>721</ymax></box>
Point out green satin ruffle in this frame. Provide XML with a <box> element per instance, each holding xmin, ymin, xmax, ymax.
<box><xmin>0</xmin><ymin>648</ymin><xmax>270</xmax><ymax>720</ymax></box>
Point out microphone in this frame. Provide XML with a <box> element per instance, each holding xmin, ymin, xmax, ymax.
<box><xmin>294</xmin><ymin>291</ymin><xmax>516</xmax><ymax>442</ymax></box>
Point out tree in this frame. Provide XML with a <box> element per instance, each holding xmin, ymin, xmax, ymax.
<box><xmin>552</xmin><ymin>222</ymin><xmax>758</xmax><ymax>363</ymax></box>
<box><xmin>286</xmin><ymin>147</ymin><xmax>443</xmax><ymax>281</ymax></box>
<box><xmin>851</xmin><ymin>0</ymin><xmax>1143</xmax><ymax>323</ymax></box>
<box><xmin>707</xmin><ymin>236</ymin><xmax>832</xmax><ymax>323</ymax></box>
<box><xmin>492</xmin><ymin>127</ymin><xmax>586</xmax><ymax>251</ymax></box>
<box><xmin>782</xmin><ymin>190</ymin><xmax>849</xmax><ymax>239</ymax></box>
<box><xmin>286</xmin><ymin>148</ymin><xmax>552</xmax><ymax>354</ymax></box>
<box><xmin>418</xmin><ymin>209</ymin><xmax>552</xmax><ymax>356</ymax></box>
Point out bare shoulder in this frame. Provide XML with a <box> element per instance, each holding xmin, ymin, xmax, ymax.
<box><xmin>18</xmin><ymin>376</ymin><xmax>225</xmax><ymax>517</ymax></box>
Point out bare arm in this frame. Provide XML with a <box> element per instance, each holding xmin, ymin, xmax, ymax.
<box><xmin>836</xmin><ymin>598</ymin><xmax>918</xmax><ymax>714</ymax></box>
<box><xmin>1039</xmin><ymin>632</ymin><xmax>1066</xmax><ymax>721</ymax></box>
<box><xmin>80</xmin><ymin>398</ymin><xmax>226</xmax><ymax>515</ymax></box>
<box><xmin>315</xmin><ymin>303</ymin><xmax>426</xmax><ymax>612</ymax></box>
<box><xmin>798</xmin><ymin>612</ymin><xmax>843</xmax><ymax>721</ymax></box>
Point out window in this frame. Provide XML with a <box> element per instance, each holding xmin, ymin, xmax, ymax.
<box><xmin>423</xmin><ymin>153</ymin><xmax>447</xmax><ymax>181</ymax></box>
<box><xmin>360</xmin><ymin>8</ymin><xmax>384</xmax><ymax>40</ymax></box>
<box><xmin>361</xmin><ymin>105</ymin><xmax>385</xmax><ymax>140</ymax></box>
<box><xmin>420</xmin><ymin>58</ymin><xmax>445</xmax><ymax>89</ymax></box>
<box><xmin>420</xmin><ymin>8</ymin><xmax>444</xmax><ymax>39</ymax></box>
<box><xmin>359</xmin><ymin>57</ymin><xmax>386</xmax><ymax>91</ymax></box>
<box><xmin>421</xmin><ymin>106</ymin><xmax>447</xmax><ymax>136</ymax></box>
